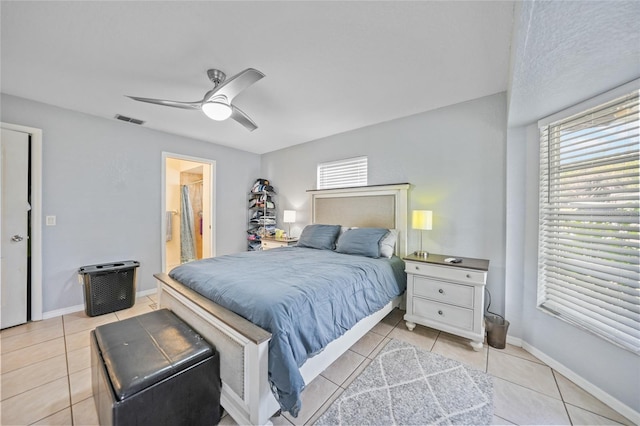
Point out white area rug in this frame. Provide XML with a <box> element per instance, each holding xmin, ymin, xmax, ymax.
<box><xmin>315</xmin><ymin>339</ymin><xmax>493</xmax><ymax>425</ymax></box>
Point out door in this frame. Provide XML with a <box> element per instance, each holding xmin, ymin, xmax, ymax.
<box><xmin>1</xmin><ymin>128</ymin><xmax>29</xmax><ymax>329</ymax></box>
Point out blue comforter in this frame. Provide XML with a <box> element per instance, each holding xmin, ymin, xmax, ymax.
<box><xmin>169</xmin><ymin>246</ymin><xmax>406</xmax><ymax>417</ymax></box>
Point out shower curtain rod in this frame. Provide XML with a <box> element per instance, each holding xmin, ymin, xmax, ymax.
<box><xmin>184</xmin><ymin>179</ymin><xmax>203</xmax><ymax>185</ymax></box>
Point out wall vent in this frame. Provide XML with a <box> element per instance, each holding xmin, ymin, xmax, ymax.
<box><xmin>115</xmin><ymin>114</ymin><xmax>145</xmax><ymax>125</ymax></box>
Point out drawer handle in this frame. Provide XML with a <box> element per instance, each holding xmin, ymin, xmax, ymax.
<box><xmin>415</xmin><ymin>266</ymin><xmax>420</xmax><ymax>270</ymax></box>
<box><xmin>466</xmin><ymin>274</ymin><xmax>472</xmax><ymax>278</ymax></box>
<box><xmin>438</xmin><ymin>310</ymin><xmax>443</xmax><ymax>316</ymax></box>
<box><xmin>438</xmin><ymin>289</ymin><xmax>444</xmax><ymax>294</ymax></box>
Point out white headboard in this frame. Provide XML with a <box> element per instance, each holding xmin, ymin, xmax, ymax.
<box><xmin>307</xmin><ymin>183</ymin><xmax>410</xmax><ymax>257</ymax></box>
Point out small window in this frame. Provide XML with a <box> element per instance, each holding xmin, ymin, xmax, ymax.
<box><xmin>317</xmin><ymin>156</ymin><xmax>368</xmax><ymax>190</ymax></box>
<box><xmin>537</xmin><ymin>86</ymin><xmax>639</xmax><ymax>353</ymax></box>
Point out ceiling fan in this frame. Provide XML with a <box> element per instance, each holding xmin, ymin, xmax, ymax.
<box><xmin>127</xmin><ymin>68</ymin><xmax>265</xmax><ymax>131</ymax></box>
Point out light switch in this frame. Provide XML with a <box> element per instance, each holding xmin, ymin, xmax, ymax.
<box><xmin>46</xmin><ymin>216</ymin><xmax>56</xmax><ymax>226</ymax></box>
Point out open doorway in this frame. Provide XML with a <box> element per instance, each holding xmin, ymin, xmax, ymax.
<box><xmin>162</xmin><ymin>153</ymin><xmax>215</xmax><ymax>273</ymax></box>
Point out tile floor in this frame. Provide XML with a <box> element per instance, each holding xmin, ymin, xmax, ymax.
<box><xmin>0</xmin><ymin>295</ymin><xmax>633</xmax><ymax>426</ymax></box>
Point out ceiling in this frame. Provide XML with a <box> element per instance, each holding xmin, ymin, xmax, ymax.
<box><xmin>1</xmin><ymin>1</ymin><xmax>515</xmax><ymax>154</ymax></box>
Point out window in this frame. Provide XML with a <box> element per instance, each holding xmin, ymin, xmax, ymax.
<box><xmin>317</xmin><ymin>156</ymin><xmax>367</xmax><ymax>190</ymax></box>
<box><xmin>537</xmin><ymin>85</ymin><xmax>639</xmax><ymax>353</ymax></box>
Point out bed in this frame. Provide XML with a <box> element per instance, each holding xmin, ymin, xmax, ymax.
<box><xmin>154</xmin><ymin>183</ymin><xmax>410</xmax><ymax>425</ymax></box>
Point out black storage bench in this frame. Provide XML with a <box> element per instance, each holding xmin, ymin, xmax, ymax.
<box><xmin>91</xmin><ymin>309</ymin><xmax>221</xmax><ymax>426</ymax></box>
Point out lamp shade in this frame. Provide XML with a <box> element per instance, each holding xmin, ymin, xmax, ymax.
<box><xmin>283</xmin><ymin>210</ymin><xmax>296</xmax><ymax>224</ymax></box>
<box><xmin>202</xmin><ymin>101</ymin><xmax>232</xmax><ymax>121</ymax></box>
<box><xmin>412</xmin><ymin>210</ymin><xmax>433</xmax><ymax>230</ymax></box>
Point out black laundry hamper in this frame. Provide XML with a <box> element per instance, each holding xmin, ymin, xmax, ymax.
<box><xmin>78</xmin><ymin>261</ymin><xmax>140</xmax><ymax>317</ymax></box>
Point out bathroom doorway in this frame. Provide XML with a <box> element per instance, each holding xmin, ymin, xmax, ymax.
<box><xmin>162</xmin><ymin>153</ymin><xmax>215</xmax><ymax>273</ymax></box>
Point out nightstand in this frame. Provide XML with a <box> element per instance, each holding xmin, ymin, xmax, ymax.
<box><xmin>403</xmin><ymin>253</ymin><xmax>489</xmax><ymax>351</ymax></box>
<box><xmin>261</xmin><ymin>237</ymin><xmax>298</xmax><ymax>250</ymax></box>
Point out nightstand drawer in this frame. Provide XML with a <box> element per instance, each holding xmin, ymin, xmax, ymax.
<box><xmin>412</xmin><ymin>277</ymin><xmax>474</xmax><ymax>308</ymax></box>
<box><xmin>405</xmin><ymin>262</ymin><xmax>486</xmax><ymax>285</ymax></box>
<box><xmin>412</xmin><ymin>298</ymin><xmax>474</xmax><ymax>331</ymax></box>
<box><xmin>261</xmin><ymin>238</ymin><xmax>298</xmax><ymax>250</ymax></box>
<box><xmin>262</xmin><ymin>240</ymin><xmax>285</xmax><ymax>249</ymax></box>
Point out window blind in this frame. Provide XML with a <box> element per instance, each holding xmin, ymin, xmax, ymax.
<box><xmin>317</xmin><ymin>156</ymin><xmax>367</xmax><ymax>190</ymax></box>
<box><xmin>538</xmin><ymin>89</ymin><xmax>640</xmax><ymax>353</ymax></box>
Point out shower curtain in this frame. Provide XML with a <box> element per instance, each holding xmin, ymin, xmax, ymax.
<box><xmin>180</xmin><ymin>185</ymin><xmax>197</xmax><ymax>263</ymax></box>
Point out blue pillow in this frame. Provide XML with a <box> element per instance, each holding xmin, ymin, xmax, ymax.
<box><xmin>335</xmin><ymin>228</ymin><xmax>389</xmax><ymax>258</ymax></box>
<box><xmin>296</xmin><ymin>224</ymin><xmax>342</xmax><ymax>250</ymax></box>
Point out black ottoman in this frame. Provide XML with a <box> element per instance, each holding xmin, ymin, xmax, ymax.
<box><xmin>91</xmin><ymin>309</ymin><xmax>221</xmax><ymax>425</ymax></box>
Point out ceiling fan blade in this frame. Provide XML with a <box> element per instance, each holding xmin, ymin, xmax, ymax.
<box><xmin>127</xmin><ymin>96</ymin><xmax>201</xmax><ymax>110</ymax></box>
<box><xmin>230</xmin><ymin>105</ymin><xmax>258</xmax><ymax>132</ymax></box>
<box><xmin>205</xmin><ymin>68</ymin><xmax>265</xmax><ymax>103</ymax></box>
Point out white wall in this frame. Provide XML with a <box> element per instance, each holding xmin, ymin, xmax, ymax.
<box><xmin>0</xmin><ymin>93</ymin><xmax>260</xmax><ymax>315</ymax></box>
<box><xmin>263</xmin><ymin>92</ymin><xmax>508</xmax><ymax>315</ymax></box>
<box><xmin>503</xmin><ymin>126</ymin><xmax>526</xmax><ymax>338</ymax></box>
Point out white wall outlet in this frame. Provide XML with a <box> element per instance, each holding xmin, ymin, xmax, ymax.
<box><xmin>46</xmin><ymin>215</ymin><xmax>56</xmax><ymax>226</ymax></box>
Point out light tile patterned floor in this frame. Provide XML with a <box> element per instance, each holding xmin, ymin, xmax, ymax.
<box><xmin>0</xmin><ymin>296</ymin><xmax>633</xmax><ymax>425</ymax></box>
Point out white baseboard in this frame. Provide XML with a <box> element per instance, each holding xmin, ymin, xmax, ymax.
<box><xmin>42</xmin><ymin>303</ymin><xmax>86</xmax><ymax>319</ymax></box>
<box><xmin>505</xmin><ymin>335</ymin><xmax>523</xmax><ymax>347</ymax></box>
<box><xmin>42</xmin><ymin>288</ymin><xmax>158</xmax><ymax>320</ymax></box>
<box><xmin>521</xmin><ymin>341</ymin><xmax>640</xmax><ymax>425</ymax></box>
<box><xmin>137</xmin><ymin>288</ymin><xmax>158</xmax><ymax>298</ymax></box>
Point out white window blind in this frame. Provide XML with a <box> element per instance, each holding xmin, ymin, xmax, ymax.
<box><xmin>317</xmin><ymin>156</ymin><xmax>367</xmax><ymax>190</ymax></box>
<box><xmin>538</xmin><ymin>88</ymin><xmax>640</xmax><ymax>353</ymax></box>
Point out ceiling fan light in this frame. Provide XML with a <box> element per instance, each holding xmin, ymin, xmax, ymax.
<box><xmin>202</xmin><ymin>101</ymin><xmax>232</xmax><ymax>121</ymax></box>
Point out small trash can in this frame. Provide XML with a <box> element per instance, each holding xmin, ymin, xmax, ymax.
<box><xmin>485</xmin><ymin>313</ymin><xmax>510</xmax><ymax>349</ymax></box>
<box><xmin>78</xmin><ymin>261</ymin><xmax>140</xmax><ymax>317</ymax></box>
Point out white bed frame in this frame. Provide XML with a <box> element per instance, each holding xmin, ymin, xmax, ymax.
<box><xmin>155</xmin><ymin>183</ymin><xmax>409</xmax><ymax>425</ymax></box>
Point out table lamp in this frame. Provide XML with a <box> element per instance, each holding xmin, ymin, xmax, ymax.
<box><xmin>283</xmin><ymin>210</ymin><xmax>296</xmax><ymax>238</ymax></box>
<box><xmin>412</xmin><ymin>210</ymin><xmax>432</xmax><ymax>257</ymax></box>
